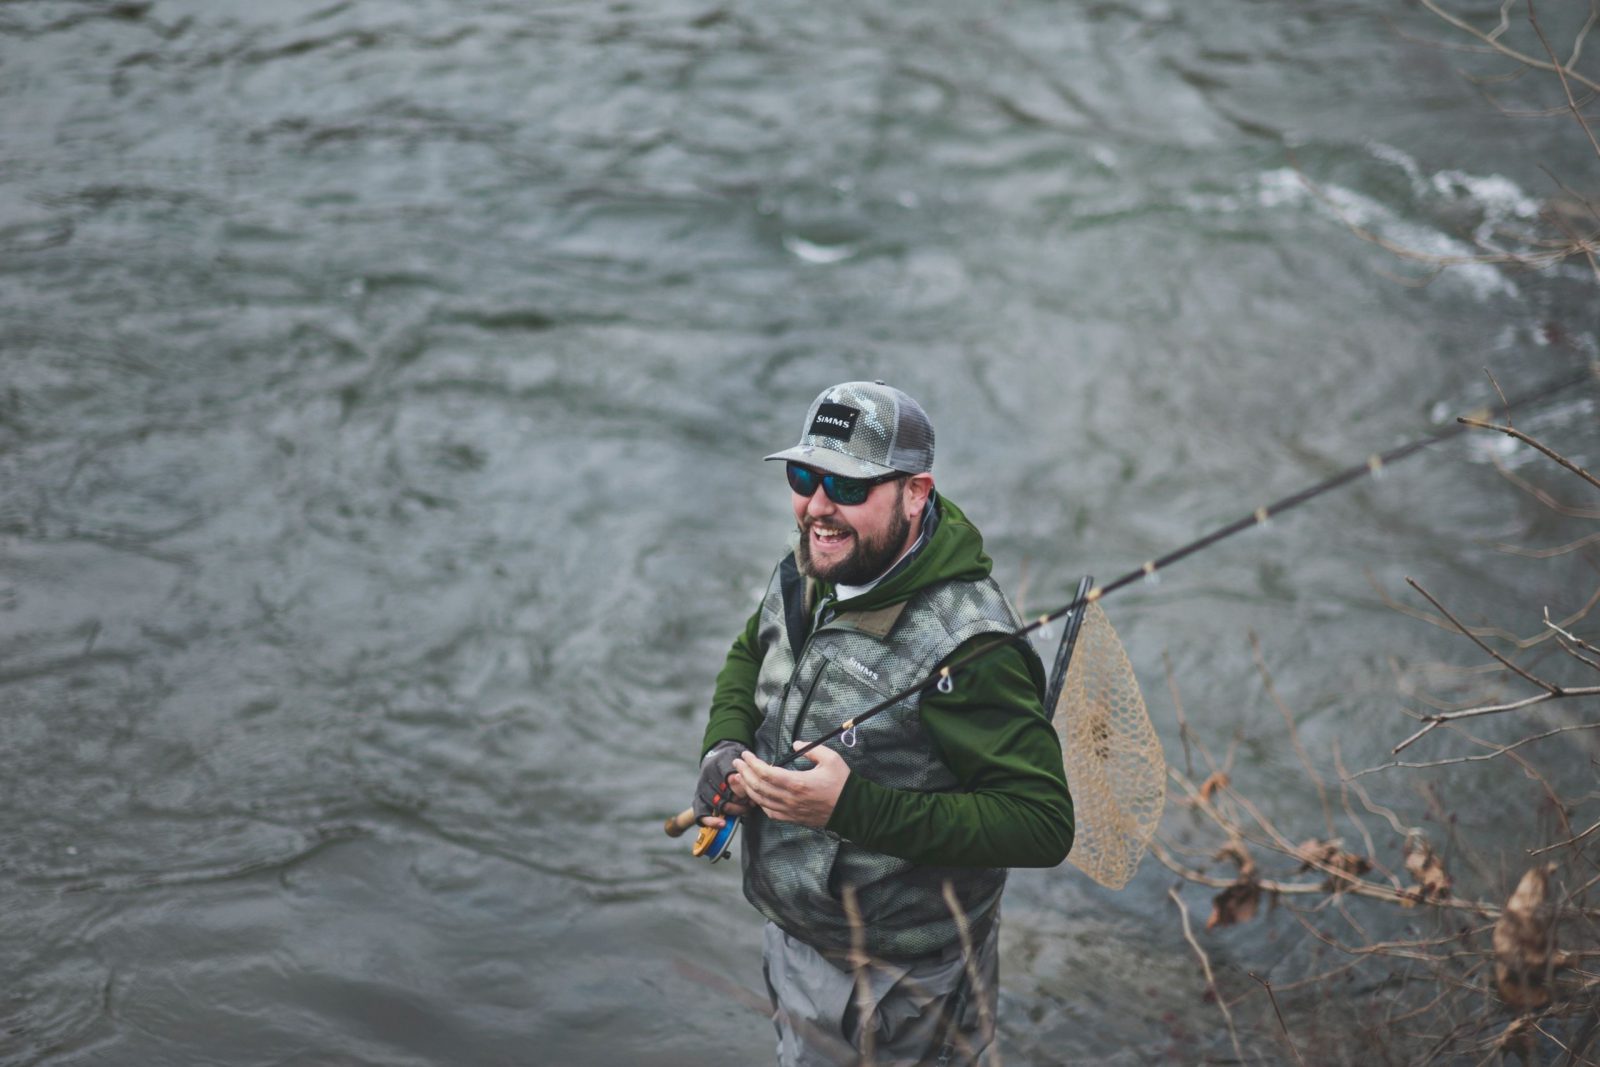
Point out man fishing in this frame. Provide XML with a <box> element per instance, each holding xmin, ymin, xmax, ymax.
<box><xmin>691</xmin><ymin>380</ymin><xmax>1074</xmax><ymax>1066</ymax></box>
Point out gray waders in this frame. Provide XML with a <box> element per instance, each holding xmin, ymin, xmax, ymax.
<box><xmin>761</xmin><ymin>920</ymin><xmax>999</xmax><ymax>1067</ymax></box>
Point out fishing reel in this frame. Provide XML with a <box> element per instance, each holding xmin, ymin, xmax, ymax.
<box><xmin>691</xmin><ymin>815</ymin><xmax>739</xmax><ymax>863</ymax></box>
<box><xmin>665</xmin><ymin>804</ymin><xmax>740</xmax><ymax>862</ymax></box>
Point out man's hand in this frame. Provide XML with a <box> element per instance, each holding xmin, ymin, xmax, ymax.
<box><xmin>695</xmin><ymin>740</ymin><xmax>751</xmax><ymax>829</ymax></box>
<box><xmin>732</xmin><ymin>742</ymin><xmax>850</xmax><ymax>828</ymax></box>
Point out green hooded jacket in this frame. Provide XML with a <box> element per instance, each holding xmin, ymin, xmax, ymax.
<box><xmin>702</xmin><ymin>496</ymin><xmax>1074</xmax><ymax>869</ymax></box>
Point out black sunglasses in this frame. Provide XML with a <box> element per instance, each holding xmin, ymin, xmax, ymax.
<box><xmin>786</xmin><ymin>461</ymin><xmax>905</xmax><ymax>506</ymax></box>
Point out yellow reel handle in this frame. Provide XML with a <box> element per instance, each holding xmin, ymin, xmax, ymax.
<box><xmin>690</xmin><ymin>823</ymin><xmax>721</xmax><ymax>857</ymax></box>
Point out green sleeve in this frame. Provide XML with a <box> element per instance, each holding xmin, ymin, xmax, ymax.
<box><xmin>825</xmin><ymin>636</ymin><xmax>1075</xmax><ymax>868</ymax></box>
<box><xmin>700</xmin><ymin>608</ymin><xmax>764</xmax><ymax>758</ymax></box>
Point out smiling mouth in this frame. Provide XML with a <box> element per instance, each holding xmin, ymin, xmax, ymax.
<box><xmin>808</xmin><ymin>522</ymin><xmax>852</xmax><ymax>547</ymax></box>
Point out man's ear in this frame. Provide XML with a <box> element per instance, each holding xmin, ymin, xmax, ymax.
<box><xmin>904</xmin><ymin>473</ymin><xmax>934</xmax><ymax>518</ymax></box>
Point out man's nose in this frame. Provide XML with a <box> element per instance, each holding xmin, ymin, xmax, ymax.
<box><xmin>804</xmin><ymin>487</ymin><xmax>837</xmax><ymax>518</ymax></box>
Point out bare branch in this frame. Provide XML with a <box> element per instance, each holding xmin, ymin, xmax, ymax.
<box><xmin>1545</xmin><ymin>608</ymin><xmax>1600</xmax><ymax>658</ymax></box>
<box><xmin>1492</xmin><ymin>530</ymin><xmax>1600</xmax><ymax>559</ymax></box>
<box><xmin>1490</xmin><ymin>0</ymin><xmax>1518</xmax><ymax>43</ymax></box>
<box><xmin>1405</xmin><ymin>577</ymin><xmax>1561</xmax><ymax>694</ymax></box>
<box><xmin>1458</xmin><ymin>416</ymin><xmax>1600</xmax><ymax>492</ymax></box>
<box><xmin>1530</xmin><ymin>816</ymin><xmax>1600</xmax><ymax>856</ymax></box>
<box><xmin>1251</xmin><ymin>630</ymin><xmax>1334</xmax><ymax>837</ymax></box>
<box><xmin>1571</xmin><ymin>0</ymin><xmax>1599</xmax><ymax>67</ymax></box>
<box><xmin>1487</xmin><ymin>447</ymin><xmax>1600</xmax><ymax>518</ymax></box>
<box><xmin>1419</xmin><ymin>0</ymin><xmax>1600</xmax><ymax>94</ymax></box>
<box><xmin>1248</xmin><ymin>972</ymin><xmax>1310</xmax><ymax>1067</ymax></box>
<box><xmin>1169</xmin><ymin>885</ymin><xmax>1248</xmax><ymax>1065</ymax></box>
<box><xmin>1367</xmin><ymin>568</ymin><xmax>1600</xmax><ymax>649</ymax></box>
<box><xmin>1526</xmin><ymin>0</ymin><xmax>1600</xmax><ymax>164</ymax></box>
<box><xmin>941</xmin><ymin>881</ymin><xmax>1000</xmax><ymax>1067</ymax></box>
<box><xmin>1553</xmin><ymin>632</ymin><xmax>1600</xmax><ymax>674</ymax></box>
<box><xmin>1354</xmin><ymin>721</ymin><xmax>1600</xmax><ymax>777</ymax></box>
<box><xmin>841</xmin><ymin>885</ymin><xmax>877</xmax><ymax>1067</ymax></box>
<box><xmin>1164</xmin><ymin>648</ymin><xmax>1199</xmax><ymax>780</ymax></box>
<box><xmin>1484</xmin><ymin>367</ymin><xmax>1513</xmax><ymax>422</ymax></box>
<box><xmin>1152</xmin><ymin>838</ymin><xmax>1351</xmax><ymax>899</ymax></box>
<box><xmin>1333</xmin><ymin>741</ymin><xmax>1394</xmax><ymax>885</ymax></box>
<box><xmin>1168</xmin><ymin>768</ymin><xmax>1493</xmax><ymax>913</ymax></box>
<box><xmin>1393</xmin><ymin>686</ymin><xmax>1600</xmax><ymax>754</ymax></box>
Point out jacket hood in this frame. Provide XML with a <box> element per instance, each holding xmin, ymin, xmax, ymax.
<box><xmin>827</xmin><ymin>494</ymin><xmax>993</xmax><ymax>612</ymax></box>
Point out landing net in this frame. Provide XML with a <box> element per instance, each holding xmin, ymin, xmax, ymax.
<box><xmin>1052</xmin><ymin>601</ymin><xmax>1164</xmax><ymax>890</ymax></box>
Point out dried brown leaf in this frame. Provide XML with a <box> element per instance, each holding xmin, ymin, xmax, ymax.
<box><xmin>1493</xmin><ymin>863</ymin><xmax>1558</xmax><ymax>1010</ymax></box>
<box><xmin>1293</xmin><ymin>837</ymin><xmax>1373</xmax><ymax>891</ymax></box>
<box><xmin>1402</xmin><ymin>833</ymin><xmax>1452</xmax><ymax>905</ymax></box>
<box><xmin>1206</xmin><ymin>881</ymin><xmax>1261</xmax><ymax>931</ymax></box>
<box><xmin>1206</xmin><ymin>840</ymin><xmax>1261</xmax><ymax>930</ymax></box>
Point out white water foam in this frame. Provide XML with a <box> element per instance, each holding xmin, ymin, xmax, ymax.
<box><xmin>1255</xmin><ymin>166</ymin><xmax>1521</xmax><ymax>301</ymax></box>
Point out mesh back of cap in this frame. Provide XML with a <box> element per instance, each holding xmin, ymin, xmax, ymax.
<box><xmin>1053</xmin><ymin>601</ymin><xmax>1165</xmax><ymax>890</ymax></box>
<box><xmin>884</xmin><ymin>391</ymin><xmax>934</xmax><ymax>474</ymax></box>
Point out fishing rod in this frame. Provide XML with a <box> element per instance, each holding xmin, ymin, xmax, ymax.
<box><xmin>665</xmin><ymin>365</ymin><xmax>1597</xmax><ymax>853</ymax></box>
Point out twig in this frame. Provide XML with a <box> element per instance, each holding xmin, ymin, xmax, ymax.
<box><xmin>1572</xmin><ymin>0</ymin><xmax>1600</xmax><ymax>67</ymax></box>
<box><xmin>1282</xmin><ymin>906</ymin><xmax>1453</xmax><ymax>965</ymax></box>
<box><xmin>1458</xmin><ymin>416</ymin><xmax>1600</xmax><ymax>493</ymax></box>
<box><xmin>1405</xmin><ymin>577</ymin><xmax>1560</xmax><ymax>694</ymax></box>
<box><xmin>1248</xmin><ymin>972</ymin><xmax>1308</xmax><ymax>1067</ymax></box>
<box><xmin>1165</xmin><ymin>771</ymin><xmax>1494</xmax><ymax>913</ymax></box>
<box><xmin>1393</xmin><ymin>686</ymin><xmax>1600</xmax><ymax>754</ymax></box>
<box><xmin>1338</xmin><ymin>764</ymin><xmax>1415</xmax><ymax>837</ymax></box>
<box><xmin>1353</xmin><ymin>721</ymin><xmax>1600</xmax><ymax>777</ymax></box>
<box><xmin>842</xmin><ymin>885</ymin><xmax>877</xmax><ymax>1067</ymax></box>
<box><xmin>1165</xmin><ymin>648</ymin><xmax>1197</xmax><ymax>780</ymax></box>
<box><xmin>1250</xmin><ymin>630</ymin><xmax>1334</xmax><ymax>838</ymax></box>
<box><xmin>1493</xmin><ymin>530</ymin><xmax>1600</xmax><ymax>559</ymax></box>
<box><xmin>1151</xmin><ymin>838</ymin><xmax>1345</xmax><ymax>898</ymax></box>
<box><xmin>1394</xmin><ymin>655</ymin><xmax>1513</xmax><ymax>716</ymax></box>
<box><xmin>1332</xmin><ymin>741</ymin><xmax>1391</xmax><ymax>885</ymax></box>
<box><xmin>1367</xmin><ymin>568</ymin><xmax>1600</xmax><ymax>649</ymax></box>
<box><xmin>1169</xmin><ymin>885</ymin><xmax>1248</xmax><ymax>1065</ymax></box>
<box><xmin>1554</xmin><ymin>633</ymin><xmax>1600</xmax><ymax>674</ymax></box>
<box><xmin>1531</xmin><ymin>816</ymin><xmax>1600</xmax><ymax>856</ymax></box>
<box><xmin>1490</xmin><ymin>0</ymin><xmax>1518</xmax><ymax>43</ymax></box>
<box><xmin>941</xmin><ymin>881</ymin><xmax>1000</xmax><ymax>1067</ymax></box>
<box><xmin>1446</xmin><ymin>721</ymin><xmax>1575</xmax><ymax>839</ymax></box>
<box><xmin>1484</xmin><ymin>367</ymin><xmax>1513</xmax><ymax>422</ymax></box>
<box><xmin>1527</xmin><ymin>0</ymin><xmax>1600</xmax><ymax>165</ymax></box>
<box><xmin>1487</xmin><ymin>446</ymin><xmax>1600</xmax><ymax>518</ymax></box>
<box><xmin>1542</xmin><ymin>186</ymin><xmax>1600</xmax><ymax>286</ymax></box>
<box><xmin>1547</xmin><ymin>609</ymin><xmax>1600</xmax><ymax>672</ymax></box>
<box><xmin>1546</xmin><ymin>609</ymin><xmax>1600</xmax><ymax>657</ymax></box>
<box><xmin>1419</xmin><ymin>0</ymin><xmax>1600</xmax><ymax>94</ymax></box>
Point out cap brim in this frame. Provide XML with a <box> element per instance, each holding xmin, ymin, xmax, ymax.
<box><xmin>764</xmin><ymin>444</ymin><xmax>896</xmax><ymax>479</ymax></box>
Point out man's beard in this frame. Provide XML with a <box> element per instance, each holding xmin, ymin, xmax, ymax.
<box><xmin>797</xmin><ymin>485</ymin><xmax>913</xmax><ymax>587</ymax></box>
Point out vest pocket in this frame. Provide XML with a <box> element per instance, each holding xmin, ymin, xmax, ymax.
<box><xmin>813</xmin><ymin>643</ymin><xmax>899</xmax><ymax>699</ymax></box>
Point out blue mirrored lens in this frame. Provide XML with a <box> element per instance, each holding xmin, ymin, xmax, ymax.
<box><xmin>826</xmin><ymin>476</ymin><xmax>871</xmax><ymax>505</ymax></box>
<box><xmin>787</xmin><ymin>462</ymin><xmax>878</xmax><ymax>505</ymax></box>
<box><xmin>786</xmin><ymin>462</ymin><xmax>819</xmax><ymax>496</ymax></box>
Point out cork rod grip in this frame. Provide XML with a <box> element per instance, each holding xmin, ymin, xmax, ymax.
<box><xmin>663</xmin><ymin>807</ymin><xmax>699</xmax><ymax>838</ymax></box>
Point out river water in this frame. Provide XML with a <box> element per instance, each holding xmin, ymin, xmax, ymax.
<box><xmin>2</xmin><ymin>1</ymin><xmax>1596</xmax><ymax>1064</ymax></box>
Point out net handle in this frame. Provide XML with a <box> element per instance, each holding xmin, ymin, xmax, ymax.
<box><xmin>1043</xmin><ymin>575</ymin><xmax>1094</xmax><ymax>714</ymax></box>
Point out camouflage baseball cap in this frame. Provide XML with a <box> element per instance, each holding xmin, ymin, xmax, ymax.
<box><xmin>764</xmin><ymin>381</ymin><xmax>935</xmax><ymax>478</ymax></box>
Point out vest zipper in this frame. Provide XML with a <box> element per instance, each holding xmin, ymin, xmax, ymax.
<box><xmin>788</xmin><ymin>655</ymin><xmax>830</xmax><ymax>745</ymax></box>
<box><xmin>775</xmin><ymin>594</ymin><xmax>836</xmax><ymax>748</ymax></box>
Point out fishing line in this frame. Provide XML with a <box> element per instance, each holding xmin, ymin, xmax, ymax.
<box><xmin>665</xmin><ymin>365</ymin><xmax>1596</xmax><ymax>845</ymax></box>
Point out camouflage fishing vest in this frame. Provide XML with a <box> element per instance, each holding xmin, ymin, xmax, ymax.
<box><xmin>740</xmin><ymin>551</ymin><xmax>1023</xmax><ymax>962</ymax></box>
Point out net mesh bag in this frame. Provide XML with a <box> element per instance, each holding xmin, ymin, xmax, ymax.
<box><xmin>1053</xmin><ymin>601</ymin><xmax>1165</xmax><ymax>890</ymax></box>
